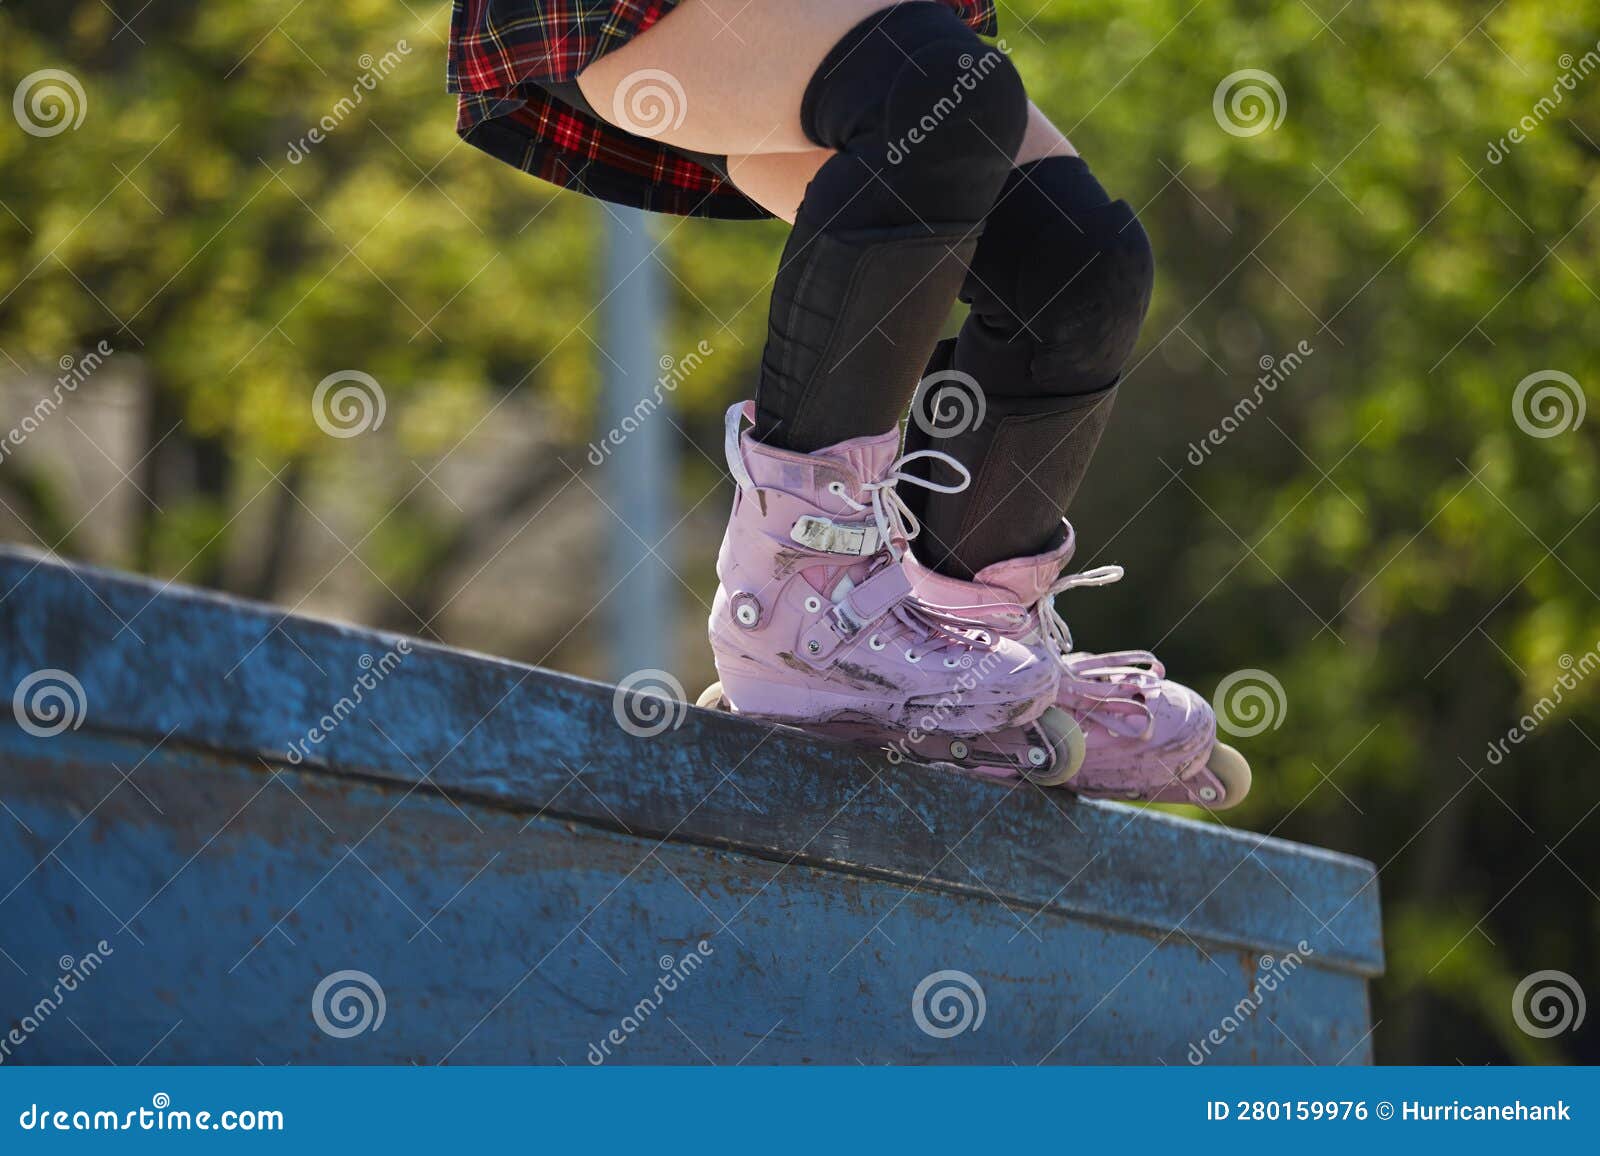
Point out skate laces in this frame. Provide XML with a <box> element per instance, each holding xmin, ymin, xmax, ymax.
<box><xmin>889</xmin><ymin>593</ymin><xmax>997</xmax><ymax>654</ymax></box>
<box><xmin>723</xmin><ymin>401</ymin><xmax>970</xmax><ymax>563</ymax></box>
<box><xmin>1036</xmin><ymin>565</ymin><xmax>1165</xmax><ymax>738</ymax></box>
<box><xmin>833</xmin><ymin>449</ymin><xmax>969</xmax><ymax>563</ymax></box>
<box><xmin>724</xmin><ymin>402</ymin><xmax>981</xmax><ymax>655</ymax></box>
<box><xmin>1036</xmin><ymin>564</ymin><xmax>1125</xmax><ymax>655</ymax></box>
<box><xmin>838</xmin><ymin>452</ymin><xmax>989</xmax><ymax>654</ymax></box>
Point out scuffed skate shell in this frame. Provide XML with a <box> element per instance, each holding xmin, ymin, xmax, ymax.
<box><xmin>697</xmin><ymin>682</ymin><xmax>1250</xmax><ymax>809</ymax></box>
<box><xmin>695</xmin><ymin>682</ymin><xmax>1085</xmax><ymax>783</ymax></box>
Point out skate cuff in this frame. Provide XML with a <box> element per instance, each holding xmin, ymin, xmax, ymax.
<box><xmin>790</xmin><ymin>515</ymin><xmax>884</xmax><ymax>557</ymax></box>
<box><xmin>797</xmin><ymin>565</ymin><xmax>910</xmax><ymax>661</ymax></box>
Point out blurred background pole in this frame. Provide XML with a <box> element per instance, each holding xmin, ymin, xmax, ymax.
<box><xmin>600</xmin><ymin>207</ymin><xmax>673</xmax><ymax>680</ymax></box>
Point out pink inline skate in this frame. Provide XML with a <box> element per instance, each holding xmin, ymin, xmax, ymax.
<box><xmin>697</xmin><ymin>403</ymin><xmax>1084</xmax><ymax>777</ymax></box>
<box><xmin>902</xmin><ymin>522</ymin><xmax>1252</xmax><ymax>808</ymax></box>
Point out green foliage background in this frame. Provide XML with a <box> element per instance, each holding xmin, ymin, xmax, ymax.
<box><xmin>2</xmin><ymin>2</ymin><xmax>1596</xmax><ymax>1062</ymax></box>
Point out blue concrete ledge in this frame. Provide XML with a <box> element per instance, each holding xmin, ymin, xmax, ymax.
<box><xmin>0</xmin><ymin>546</ymin><xmax>1382</xmax><ymax>1063</ymax></box>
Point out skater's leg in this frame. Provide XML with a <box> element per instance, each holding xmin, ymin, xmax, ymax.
<box><xmin>724</xmin><ymin>105</ymin><xmax>1075</xmax><ymax>225</ymax></box>
<box><xmin>724</xmin><ymin>152</ymin><xmax>833</xmax><ymax>224</ymax></box>
<box><xmin>1013</xmin><ymin>103</ymin><xmax>1080</xmax><ymax>165</ymax></box>
<box><xmin>576</xmin><ymin>0</ymin><xmax>961</xmax><ymax>156</ymax></box>
<box><xmin>580</xmin><ymin>0</ymin><xmax>1029</xmax><ymax>453</ymax></box>
<box><xmin>905</xmin><ymin>115</ymin><xmax>1155</xmax><ymax>579</ymax></box>
<box><xmin>755</xmin><ymin>3</ymin><xmax>1026</xmax><ymax>450</ymax></box>
<box><xmin>718</xmin><ymin>102</ymin><xmax>1146</xmax><ymax>576</ymax></box>
<box><xmin>580</xmin><ymin>2</ymin><xmax>1058</xmax><ymax>749</ymax></box>
<box><xmin>892</xmin><ymin>113</ymin><xmax>1248</xmax><ymax>805</ymax></box>
<box><xmin>716</xmin><ymin>100</ymin><xmax>1233</xmax><ymax>801</ymax></box>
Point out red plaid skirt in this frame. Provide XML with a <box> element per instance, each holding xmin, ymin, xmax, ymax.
<box><xmin>448</xmin><ymin>0</ymin><xmax>1001</xmax><ymax>219</ymax></box>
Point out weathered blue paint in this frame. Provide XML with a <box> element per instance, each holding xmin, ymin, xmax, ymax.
<box><xmin>0</xmin><ymin>548</ymin><xmax>1382</xmax><ymax>1063</ymax></box>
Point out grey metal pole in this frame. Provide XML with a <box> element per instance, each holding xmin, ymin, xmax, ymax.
<box><xmin>600</xmin><ymin>207</ymin><xmax>672</xmax><ymax>681</ymax></box>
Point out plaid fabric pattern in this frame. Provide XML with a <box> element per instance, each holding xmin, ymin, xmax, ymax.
<box><xmin>448</xmin><ymin>0</ymin><xmax>1001</xmax><ymax>219</ymax></box>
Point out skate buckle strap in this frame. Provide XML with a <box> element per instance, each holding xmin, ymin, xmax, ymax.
<box><xmin>790</xmin><ymin>515</ymin><xmax>883</xmax><ymax>557</ymax></box>
<box><xmin>797</xmin><ymin>565</ymin><xmax>911</xmax><ymax>661</ymax></box>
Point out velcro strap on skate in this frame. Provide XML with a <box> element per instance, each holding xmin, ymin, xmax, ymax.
<box><xmin>789</xmin><ymin>515</ymin><xmax>883</xmax><ymax>557</ymax></box>
<box><xmin>797</xmin><ymin>565</ymin><xmax>910</xmax><ymax>662</ymax></box>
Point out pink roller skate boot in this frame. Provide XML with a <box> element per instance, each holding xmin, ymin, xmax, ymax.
<box><xmin>903</xmin><ymin>522</ymin><xmax>1252</xmax><ymax>808</ymax></box>
<box><xmin>699</xmin><ymin>403</ymin><xmax>1079</xmax><ymax>774</ymax></box>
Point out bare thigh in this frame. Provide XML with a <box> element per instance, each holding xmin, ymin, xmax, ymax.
<box><xmin>727</xmin><ymin>104</ymin><xmax>1079</xmax><ymax>222</ymax></box>
<box><xmin>576</xmin><ymin>0</ymin><xmax>927</xmax><ymax>156</ymax></box>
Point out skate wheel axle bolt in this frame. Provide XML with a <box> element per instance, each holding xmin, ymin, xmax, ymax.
<box><xmin>1198</xmin><ymin>786</ymin><xmax>1218</xmax><ymax>802</ymax></box>
<box><xmin>732</xmin><ymin>593</ymin><xmax>761</xmax><ymax>628</ymax></box>
<box><xmin>1027</xmin><ymin>747</ymin><xmax>1048</xmax><ymax>767</ymax></box>
<box><xmin>949</xmin><ymin>740</ymin><xmax>969</xmax><ymax>760</ymax></box>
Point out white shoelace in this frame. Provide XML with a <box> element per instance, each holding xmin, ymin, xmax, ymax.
<box><xmin>1036</xmin><ymin>565</ymin><xmax>1165</xmax><ymax>738</ymax></box>
<box><xmin>832</xmin><ymin>449</ymin><xmax>968</xmax><ymax>563</ymax></box>
<box><xmin>724</xmin><ymin>402</ymin><xmax>969</xmax><ymax>563</ymax></box>
<box><xmin>1035</xmin><ymin>564</ymin><xmax>1125</xmax><ymax>655</ymax></box>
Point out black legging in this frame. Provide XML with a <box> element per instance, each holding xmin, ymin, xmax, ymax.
<box><xmin>904</xmin><ymin>156</ymin><xmax>1156</xmax><ymax>578</ymax></box>
<box><xmin>752</xmin><ymin>2</ymin><xmax>1027</xmax><ymax>452</ymax></box>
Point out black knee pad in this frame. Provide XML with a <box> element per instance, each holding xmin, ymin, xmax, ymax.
<box><xmin>902</xmin><ymin>158</ymin><xmax>1155</xmax><ymax>576</ymax></box>
<box><xmin>964</xmin><ymin>157</ymin><xmax>1155</xmax><ymax>395</ymax></box>
<box><xmin>753</xmin><ymin>6</ymin><xmax>1026</xmax><ymax>451</ymax></box>
<box><xmin>801</xmin><ymin>2</ymin><xmax>1028</xmax><ymax>224</ymax></box>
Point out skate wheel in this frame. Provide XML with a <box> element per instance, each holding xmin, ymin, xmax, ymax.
<box><xmin>695</xmin><ymin>681</ymin><xmax>729</xmax><ymax>711</ymax></box>
<box><xmin>1018</xmin><ymin>707</ymin><xmax>1086</xmax><ymax>788</ymax></box>
<box><xmin>1203</xmin><ymin>742</ymin><xmax>1252</xmax><ymax>807</ymax></box>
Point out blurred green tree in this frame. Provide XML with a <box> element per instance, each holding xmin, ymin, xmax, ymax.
<box><xmin>0</xmin><ymin>2</ymin><xmax>774</xmax><ymax>621</ymax></box>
